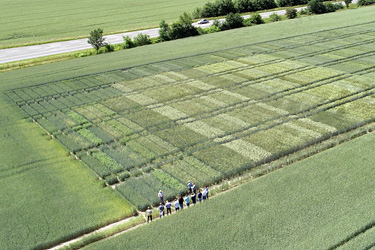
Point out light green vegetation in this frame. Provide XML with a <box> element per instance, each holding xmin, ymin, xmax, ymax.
<box><xmin>0</xmin><ymin>0</ymin><xmax>204</xmax><ymax>48</ymax></box>
<box><xmin>83</xmin><ymin>132</ymin><xmax>375</xmax><ymax>249</ymax></box>
<box><xmin>5</xmin><ymin>8</ymin><xmax>375</xmax><ymax>211</ymax></box>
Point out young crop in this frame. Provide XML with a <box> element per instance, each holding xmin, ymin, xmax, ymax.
<box><xmin>93</xmin><ymin>151</ymin><xmax>123</xmax><ymax>173</ymax></box>
<box><xmin>78</xmin><ymin>128</ymin><xmax>103</xmax><ymax>146</ymax></box>
<box><xmin>151</xmin><ymin>169</ymin><xmax>185</xmax><ymax>192</ymax></box>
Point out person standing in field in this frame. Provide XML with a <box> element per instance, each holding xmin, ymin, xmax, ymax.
<box><xmin>146</xmin><ymin>207</ymin><xmax>153</xmax><ymax>223</ymax></box>
<box><xmin>166</xmin><ymin>200</ymin><xmax>172</xmax><ymax>215</ymax></box>
<box><xmin>197</xmin><ymin>190</ymin><xmax>202</xmax><ymax>203</ymax></box>
<box><xmin>185</xmin><ymin>195</ymin><xmax>190</xmax><ymax>207</ymax></box>
<box><xmin>191</xmin><ymin>192</ymin><xmax>196</xmax><ymax>204</ymax></box>
<box><xmin>174</xmin><ymin>199</ymin><xmax>180</xmax><ymax>211</ymax></box>
<box><xmin>202</xmin><ymin>188</ymin><xmax>207</xmax><ymax>201</ymax></box>
<box><xmin>179</xmin><ymin>195</ymin><xmax>184</xmax><ymax>209</ymax></box>
<box><xmin>158</xmin><ymin>190</ymin><xmax>164</xmax><ymax>204</ymax></box>
<box><xmin>159</xmin><ymin>203</ymin><xmax>165</xmax><ymax>218</ymax></box>
<box><xmin>205</xmin><ymin>186</ymin><xmax>209</xmax><ymax>199</ymax></box>
<box><xmin>187</xmin><ymin>180</ymin><xmax>192</xmax><ymax>194</ymax></box>
<box><xmin>192</xmin><ymin>183</ymin><xmax>197</xmax><ymax>194</ymax></box>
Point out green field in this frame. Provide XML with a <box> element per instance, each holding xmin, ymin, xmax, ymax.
<box><xmin>83</xmin><ymin>131</ymin><xmax>375</xmax><ymax>249</ymax></box>
<box><xmin>1</xmin><ymin>6</ymin><xmax>375</xmax><ymax>249</ymax></box>
<box><xmin>0</xmin><ymin>0</ymin><xmax>204</xmax><ymax>47</ymax></box>
<box><xmin>0</xmin><ymin>96</ymin><xmax>137</xmax><ymax>250</ymax></box>
<box><xmin>6</xmin><ymin>17</ymin><xmax>375</xmax><ymax>210</ymax></box>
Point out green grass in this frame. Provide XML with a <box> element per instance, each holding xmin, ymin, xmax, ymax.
<box><xmin>0</xmin><ymin>95</ymin><xmax>136</xmax><ymax>250</ymax></box>
<box><xmin>83</xmin><ymin>131</ymin><xmax>375</xmax><ymax>249</ymax></box>
<box><xmin>0</xmin><ymin>0</ymin><xmax>205</xmax><ymax>48</ymax></box>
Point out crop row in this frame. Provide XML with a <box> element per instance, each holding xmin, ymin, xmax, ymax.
<box><xmin>116</xmin><ymin>170</ymin><xmax>186</xmax><ymax>210</ymax></box>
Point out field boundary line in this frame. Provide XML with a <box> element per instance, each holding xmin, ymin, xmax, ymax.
<box><xmin>327</xmin><ymin>221</ymin><xmax>375</xmax><ymax>250</ymax></box>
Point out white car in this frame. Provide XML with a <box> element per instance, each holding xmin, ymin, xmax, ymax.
<box><xmin>197</xmin><ymin>19</ymin><xmax>209</xmax><ymax>24</ymax></box>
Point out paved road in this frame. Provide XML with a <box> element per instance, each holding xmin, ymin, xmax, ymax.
<box><xmin>0</xmin><ymin>6</ymin><xmax>338</xmax><ymax>64</ymax></box>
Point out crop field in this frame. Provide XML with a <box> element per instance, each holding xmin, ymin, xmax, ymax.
<box><xmin>0</xmin><ymin>0</ymin><xmax>204</xmax><ymax>47</ymax></box>
<box><xmin>6</xmin><ymin>20</ymin><xmax>375</xmax><ymax>211</ymax></box>
<box><xmin>83</xmin><ymin>131</ymin><xmax>375</xmax><ymax>249</ymax></box>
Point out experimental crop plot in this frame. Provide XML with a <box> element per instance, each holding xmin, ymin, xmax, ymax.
<box><xmin>6</xmin><ymin>21</ymin><xmax>375</xmax><ymax>210</ymax></box>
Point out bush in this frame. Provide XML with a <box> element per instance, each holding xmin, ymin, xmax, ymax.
<box><xmin>104</xmin><ymin>44</ymin><xmax>114</xmax><ymax>53</ymax></box>
<box><xmin>122</xmin><ymin>36</ymin><xmax>135</xmax><ymax>49</ymax></box>
<box><xmin>249</xmin><ymin>13</ymin><xmax>265</xmax><ymax>24</ymax></box>
<box><xmin>204</xmin><ymin>24</ymin><xmax>222</xmax><ymax>33</ymax></box>
<box><xmin>169</xmin><ymin>12</ymin><xmax>198</xmax><ymax>40</ymax></box>
<box><xmin>235</xmin><ymin>0</ymin><xmax>254</xmax><ymax>12</ymax></box>
<box><xmin>323</xmin><ymin>1</ymin><xmax>336</xmax><ymax>12</ymax></box>
<box><xmin>269</xmin><ymin>13</ymin><xmax>281</xmax><ymax>22</ymax></box>
<box><xmin>286</xmin><ymin>8</ymin><xmax>298</xmax><ymax>18</ymax></box>
<box><xmin>159</xmin><ymin>20</ymin><xmax>171</xmax><ymax>42</ymax></box>
<box><xmin>307</xmin><ymin>0</ymin><xmax>326</xmax><ymax>14</ymax></box>
<box><xmin>357</xmin><ymin>0</ymin><xmax>375</xmax><ymax>6</ymax></box>
<box><xmin>133</xmin><ymin>33</ymin><xmax>151</xmax><ymax>46</ymax></box>
<box><xmin>221</xmin><ymin>12</ymin><xmax>244</xmax><ymax>30</ymax></box>
<box><xmin>276</xmin><ymin>0</ymin><xmax>308</xmax><ymax>6</ymax></box>
<box><xmin>216</xmin><ymin>0</ymin><xmax>236</xmax><ymax>16</ymax></box>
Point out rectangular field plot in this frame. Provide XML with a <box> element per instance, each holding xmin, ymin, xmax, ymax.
<box><xmin>7</xmin><ymin>20</ymin><xmax>375</xmax><ymax>211</ymax></box>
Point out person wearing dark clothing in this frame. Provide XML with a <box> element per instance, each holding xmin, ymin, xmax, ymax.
<box><xmin>197</xmin><ymin>191</ymin><xmax>202</xmax><ymax>203</ymax></box>
<box><xmin>191</xmin><ymin>192</ymin><xmax>196</xmax><ymax>204</ymax></box>
<box><xmin>146</xmin><ymin>207</ymin><xmax>152</xmax><ymax>223</ymax></box>
<box><xmin>192</xmin><ymin>183</ymin><xmax>197</xmax><ymax>194</ymax></box>
<box><xmin>166</xmin><ymin>200</ymin><xmax>172</xmax><ymax>215</ymax></box>
<box><xmin>179</xmin><ymin>196</ymin><xmax>184</xmax><ymax>209</ymax></box>
<box><xmin>159</xmin><ymin>203</ymin><xmax>165</xmax><ymax>218</ymax></box>
<box><xmin>205</xmin><ymin>186</ymin><xmax>209</xmax><ymax>199</ymax></box>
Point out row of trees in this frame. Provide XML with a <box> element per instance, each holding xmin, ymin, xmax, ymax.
<box><xmin>87</xmin><ymin>0</ymin><xmax>360</xmax><ymax>54</ymax></box>
<box><xmin>307</xmin><ymin>0</ymin><xmax>344</xmax><ymax>14</ymax></box>
<box><xmin>192</xmin><ymin>0</ymin><xmax>307</xmax><ymax>18</ymax></box>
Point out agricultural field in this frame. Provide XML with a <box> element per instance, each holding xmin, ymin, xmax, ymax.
<box><xmin>83</xmin><ymin>131</ymin><xmax>375</xmax><ymax>249</ymax></box>
<box><xmin>0</xmin><ymin>96</ymin><xmax>136</xmax><ymax>250</ymax></box>
<box><xmin>6</xmin><ymin>19</ymin><xmax>375</xmax><ymax>211</ymax></box>
<box><xmin>1</xmin><ymin>7</ymin><xmax>375</xmax><ymax>249</ymax></box>
<box><xmin>0</xmin><ymin>0</ymin><xmax>204</xmax><ymax>47</ymax></box>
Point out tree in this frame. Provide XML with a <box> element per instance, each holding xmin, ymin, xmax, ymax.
<box><xmin>133</xmin><ymin>33</ymin><xmax>151</xmax><ymax>46</ymax></box>
<box><xmin>87</xmin><ymin>28</ymin><xmax>106</xmax><ymax>53</ymax></box>
<box><xmin>285</xmin><ymin>8</ymin><xmax>297</xmax><ymax>19</ymax></box>
<box><xmin>216</xmin><ymin>0</ymin><xmax>236</xmax><ymax>16</ymax></box>
<box><xmin>249</xmin><ymin>13</ymin><xmax>265</xmax><ymax>24</ymax></box>
<box><xmin>235</xmin><ymin>0</ymin><xmax>254</xmax><ymax>12</ymax></box>
<box><xmin>122</xmin><ymin>36</ymin><xmax>135</xmax><ymax>49</ymax></box>
<box><xmin>159</xmin><ymin>20</ymin><xmax>171</xmax><ymax>41</ymax></box>
<box><xmin>307</xmin><ymin>0</ymin><xmax>326</xmax><ymax>14</ymax></box>
<box><xmin>269</xmin><ymin>13</ymin><xmax>281</xmax><ymax>22</ymax></box>
<box><xmin>170</xmin><ymin>12</ymin><xmax>198</xmax><ymax>39</ymax></box>
<box><xmin>221</xmin><ymin>12</ymin><xmax>244</xmax><ymax>30</ymax></box>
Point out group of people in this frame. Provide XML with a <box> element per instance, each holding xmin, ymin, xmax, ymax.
<box><xmin>146</xmin><ymin>181</ymin><xmax>209</xmax><ymax>223</ymax></box>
